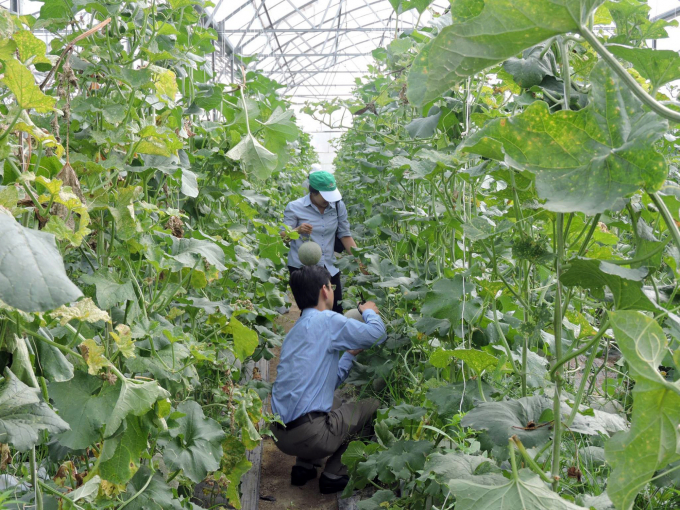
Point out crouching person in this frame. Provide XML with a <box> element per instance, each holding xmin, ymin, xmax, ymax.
<box><xmin>271</xmin><ymin>265</ymin><xmax>386</xmax><ymax>494</ymax></box>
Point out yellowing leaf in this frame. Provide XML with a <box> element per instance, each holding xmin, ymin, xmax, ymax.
<box><xmin>99</xmin><ymin>479</ymin><xmax>126</xmax><ymax>498</ymax></box>
<box><xmin>1</xmin><ymin>59</ymin><xmax>55</xmax><ymax>112</ymax></box>
<box><xmin>12</xmin><ymin>30</ymin><xmax>50</xmax><ymax>65</ymax></box>
<box><xmin>152</xmin><ymin>67</ymin><xmax>178</xmax><ymax>103</ymax></box>
<box><xmin>226</xmin><ymin>318</ymin><xmax>258</xmax><ymax>361</ymax></box>
<box><xmin>14</xmin><ymin>122</ymin><xmax>64</xmax><ymax>157</ymax></box>
<box><xmin>51</xmin><ymin>297</ymin><xmax>111</xmax><ymax>326</ymax></box>
<box><xmin>35</xmin><ymin>176</ymin><xmax>63</xmax><ymax>195</ymax></box>
<box><xmin>462</xmin><ymin>61</ymin><xmax>668</xmax><ymax>214</ymax></box>
<box><xmin>79</xmin><ymin>339</ymin><xmax>108</xmax><ymax>375</ymax></box>
<box><xmin>110</xmin><ymin>324</ymin><xmax>135</xmax><ymax>359</ymax></box>
<box><xmin>565</xmin><ymin>310</ymin><xmax>597</xmax><ymax>339</ymax></box>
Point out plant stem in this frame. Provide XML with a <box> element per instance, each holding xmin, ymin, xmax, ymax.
<box><xmin>491</xmin><ymin>299</ymin><xmax>520</xmax><ymax>374</ymax></box>
<box><xmin>508</xmin><ymin>439</ymin><xmax>520</xmax><ymax>481</ymax></box>
<box><xmin>551</xmin><ymin>213</ymin><xmax>565</xmax><ymax>491</ymax></box>
<box><xmin>117</xmin><ymin>468</ymin><xmax>155</xmax><ymax>510</ymax></box>
<box><xmin>0</xmin><ymin>108</ymin><xmax>22</xmax><ymax>142</ymax></box>
<box><xmin>550</xmin><ymin>319</ymin><xmax>609</xmax><ymax>378</ymax></box>
<box><xmin>566</xmin><ymin>326</ymin><xmax>603</xmax><ymax>427</ymax></box>
<box><xmin>31</xmin><ymin>447</ymin><xmax>43</xmax><ymax>510</ymax></box>
<box><xmin>19</xmin><ymin>325</ymin><xmax>84</xmax><ymax>361</ymax></box>
<box><xmin>512</xmin><ymin>436</ymin><xmax>554</xmax><ymax>484</ymax></box>
<box><xmin>649</xmin><ymin>192</ymin><xmax>680</xmax><ymax>256</ymax></box>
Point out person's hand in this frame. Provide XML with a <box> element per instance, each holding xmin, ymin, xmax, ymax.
<box><xmin>347</xmin><ymin>349</ymin><xmax>363</xmax><ymax>356</ymax></box>
<box><xmin>358</xmin><ymin>261</ymin><xmax>369</xmax><ymax>275</ymax></box>
<box><xmin>297</xmin><ymin>223</ymin><xmax>313</xmax><ymax>235</ymax></box>
<box><xmin>359</xmin><ymin>301</ymin><xmax>379</xmax><ymax>314</ymax></box>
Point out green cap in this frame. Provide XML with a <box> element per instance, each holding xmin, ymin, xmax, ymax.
<box><xmin>309</xmin><ymin>170</ymin><xmax>342</xmax><ymax>202</ymax></box>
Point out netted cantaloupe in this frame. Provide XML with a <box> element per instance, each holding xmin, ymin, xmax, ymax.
<box><xmin>344</xmin><ymin>308</ymin><xmax>365</xmax><ymax>323</ymax></box>
<box><xmin>299</xmin><ymin>241</ymin><xmax>322</xmax><ymax>266</ymax></box>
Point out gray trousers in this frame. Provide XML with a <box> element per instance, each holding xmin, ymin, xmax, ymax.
<box><xmin>271</xmin><ymin>395</ymin><xmax>380</xmax><ymax>476</ymax></box>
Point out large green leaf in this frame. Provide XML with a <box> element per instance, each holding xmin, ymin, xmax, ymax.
<box><xmin>606</xmin><ymin>311</ymin><xmax>680</xmax><ymax>510</ymax></box>
<box><xmin>156</xmin><ymin>233</ymin><xmax>227</xmax><ymax>271</ymax></box>
<box><xmin>419</xmin><ymin>452</ymin><xmax>505</xmax><ymax>486</ymax></box>
<box><xmin>257</xmin><ymin>106</ymin><xmax>299</xmax><ymax>152</ymax></box>
<box><xmin>426</xmin><ymin>381</ymin><xmax>494</xmax><ymax>415</ymax></box>
<box><xmin>105</xmin><ymin>378</ymin><xmax>170</xmax><ymax>437</ymax></box>
<box><xmin>33</xmin><ymin>329</ymin><xmax>74</xmax><ymax>382</ymax></box>
<box><xmin>1</xmin><ymin>59</ymin><xmax>55</xmax><ymax>112</ymax></box>
<box><xmin>0</xmin><ymin>214</ymin><xmax>82</xmax><ymax>312</ymax></box>
<box><xmin>418</xmin><ymin>276</ymin><xmax>480</xmax><ymax>335</ymax></box>
<box><xmin>162</xmin><ymin>401</ymin><xmax>225</xmax><ymax>483</ymax></box>
<box><xmin>124</xmin><ymin>466</ymin><xmax>182</xmax><ymax>510</ymax></box>
<box><xmin>502</xmin><ymin>44</ymin><xmax>553</xmax><ymax>89</ymax></box>
<box><xmin>461</xmin><ymin>395</ymin><xmax>620</xmax><ymax>451</ymax></box>
<box><xmin>407</xmin><ymin>0</ymin><xmax>603</xmax><ymax>105</ymax></box>
<box><xmin>80</xmin><ymin>272</ymin><xmax>136</xmax><ymax>310</ymax></box>
<box><xmin>50</xmin><ymin>371</ymin><xmax>119</xmax><ymax>450</ymax></box>
<box><xmin>226</xmin><ymin>133</ymin><xmax>278</xmax><ymax>180</ymax></box>
<box><xmin>560</xmin><ymin>258</ymin><xmax>657</xmax><ymax>311</ymax></box>
<box><xmin>0</xmin><ymin>368</ymin><xmax>69</xmax><ymax>451</ymax></box>
<box><xmin>462</xmin><ymin>61</ymin><xmax>668</xmax><ymax>214</ymax></box>
<box><xmin>607</xmin><ymin>44</ymin><xmax>680</xmax><ymax>90</ymax></box>
<box><xmin>99</xmin><ymin>415</ymin><xmax>149</xmax><ymax>484</ymax></box>
<box><xmin>448</xmin><ymin>470</ymin><xmax>584</xmax><ymax>510</ymax></box>
<box><xmin>405</xmin><ymin>107</ymin><xmax>441</xmax><ymax>139</ymax></box>
<box><xmin>357</xmin><ymin>440</ymin><xmax>432</xmax><ymax>483</ymax></box>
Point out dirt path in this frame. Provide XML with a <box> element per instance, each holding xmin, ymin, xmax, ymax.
<box><xmin>259</xmin><ymin>303</ymin><xmax>338</xmax><ymax>510</ymax></box>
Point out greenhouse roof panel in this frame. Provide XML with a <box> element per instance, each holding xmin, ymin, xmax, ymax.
<box><xmin>211</xmin><ymin>0</ymin><xmax>451</xmax><ymax>102</ymax></box>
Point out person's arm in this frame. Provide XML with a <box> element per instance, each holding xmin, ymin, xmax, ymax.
<box><xmin>327</xmin><ymin>302</ymin><xmax>386</xmax><ymax>352</ymax></box>
<box><xmin>336</xmin><ymin>351</ymin><xmax>357</xmax><ymax>388</ymax></box>
<box><xmin>340</xmin><ymin>236</ymin><xmax>358</xmax><ymax>254</ymax></box>
<box><xmin>337</xmin><ymin>202</ymin><xmax>368</xmax><ymax>273</ymax></box>
<box><xmin>280</xmin><ymin>203</ymin><xmax>297</xmax><ymax>240</ymax></box>
<box><xmin>336</xmin><ymin>201</ymin><xmax>354</xmax><ymax>254</ymax></box>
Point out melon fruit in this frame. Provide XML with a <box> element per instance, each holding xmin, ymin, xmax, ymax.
<box><xmin>344</xmin><ymin>308</ymin><xmax>365</xmax><ymax>323</ymax></box>
<box><xmin>299</xmin><ymin>241</ymin><xmax>322</xmax><ymax>266</ymax></box>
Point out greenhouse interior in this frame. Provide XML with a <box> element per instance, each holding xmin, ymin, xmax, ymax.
<box><xmin>2</xmin><ymin>0</ymin><xmax>680</xmax><ymax>509</ymax></box>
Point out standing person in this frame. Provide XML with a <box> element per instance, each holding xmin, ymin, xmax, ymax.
<box><xmin>271</xmin><ymin>265</ymin><xmax>386</xmax><ymax>494</ymax></box>
<box><xmin>281</xmin><ymin>169</ymin><xmax>359</xmax><ymax>313</ymax></box>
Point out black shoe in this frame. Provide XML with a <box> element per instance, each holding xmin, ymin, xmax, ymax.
<box><xmin>291</xmin><ymin>465</ymin><xmax>317</xmax><ymax>486</ymax></box>
<box><xmin>319</xmin><ymin>473</ymin><xmax>349</xmax><ymax>494</ymax></box>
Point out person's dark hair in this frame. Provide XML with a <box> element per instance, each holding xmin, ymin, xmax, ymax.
<box><xmin>309</xmin><ymin>185</ymin><xmax>320</xmax><ymax>195</ymax></box>
<box><xmin>290</xmin><ymin>265</ymin><xmax>332</xmax><ymax>310</ymax></box>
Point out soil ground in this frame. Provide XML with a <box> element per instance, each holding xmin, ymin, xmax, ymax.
<box><xmin>259</xmin><ymin>302</ymin><xmax>339</xmax><ymax>510</ymax></box>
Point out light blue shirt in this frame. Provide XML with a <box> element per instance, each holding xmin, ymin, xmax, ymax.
<box><xmin>283</xmin><ymin>194</ymin><xmax>351</xmax><ymax>277</ymax></box>
<box><xmin>271</xmin><ymin>308</ymin><xmax>387</xmax><ymax>424</ymax></box>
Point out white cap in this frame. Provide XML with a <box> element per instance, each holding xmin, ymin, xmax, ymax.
<box><xmin>320</xmin><ymin>188</ymin><xmax>342</xmax><ymax>202</ymax></box>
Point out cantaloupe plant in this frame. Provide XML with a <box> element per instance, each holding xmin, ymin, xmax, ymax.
<box><xmin>299</xmin><ymin>241</ymin><xmax>322</xmax><ymax>266</ymax></box>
